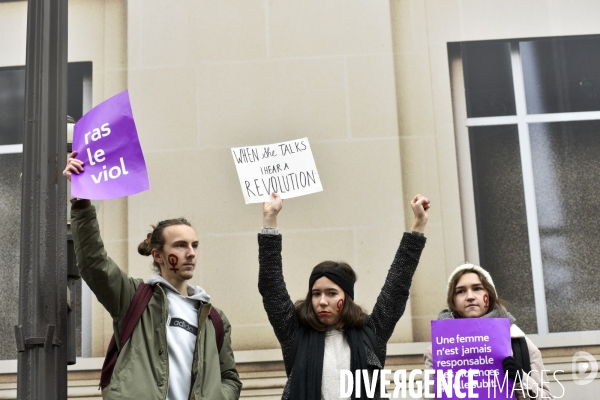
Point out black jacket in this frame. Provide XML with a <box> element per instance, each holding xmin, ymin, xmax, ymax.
<box><xmin>257</xmin><ymin>232</ymin><xmax>426</xmax><ymax>399</ymax></box>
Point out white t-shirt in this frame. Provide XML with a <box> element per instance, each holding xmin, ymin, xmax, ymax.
<box><xmin>321</xmin><ymin>329</ymin><xmax>351</xmax><ymax>400</ymax></box>
<box><xmin>145</xmin><ymin>274</ymin><xmax>211</xmax><ymax>400</ymax></box>
<box><xmin>165</xmin><ymin>288</ymin><xmax>200</xmax><ymax>400</ymax></box>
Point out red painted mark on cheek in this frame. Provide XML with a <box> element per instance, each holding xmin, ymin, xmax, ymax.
<box><xmin>483</xmin><ymin>294</ymin><xmax>489</xmax><ymax>309</ymax></box>
<box><xmin>336</xmin><ymin>299</ymin><xmax>344</xmax><ymax>313</ymax></box>
<box><xmin>168</xmin><ymin>254</ymin><xmax>179</xmax><ymax>273</ymax></box>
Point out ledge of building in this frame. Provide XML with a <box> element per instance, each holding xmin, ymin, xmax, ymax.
<box><xmin>0</xmin><ymin>330</ymin><xmax>597</xmax><ymax>375</ymax></box>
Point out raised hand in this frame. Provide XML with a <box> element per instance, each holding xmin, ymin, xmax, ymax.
<box><xmin>63</xmin><ymin>151</ymin><xmax>84</xmax><ymax>181</ymax></box>
<box><xmin>263</xmin><ymin>192</ymin><xmax>283</xmax><ymax>227</ymax></box>
<box><xmin>410</xmin><ymin>194</ymin><xmax>430</xmax><ymax>233</ymax></box>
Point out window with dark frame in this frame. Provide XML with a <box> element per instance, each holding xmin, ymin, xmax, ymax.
<box><xmin>450</xmin><ymin>36</ymin><xmax>600</xmax><ymax>335</ymax></box>
<box><xmin>0</xmin><ymin>61</ymin><xmax>92</xmax><ymax>360</ymax></box>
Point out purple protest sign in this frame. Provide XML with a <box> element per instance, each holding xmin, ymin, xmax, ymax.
<box><xmin>431</xmin><ymin>318</ymin><xmax>514</xmax><ymax>399</ymax></box>
<box><xmin>71</xmin><ymin>90</ymin><xmax>149</xmax><ymax>200</ymax></box>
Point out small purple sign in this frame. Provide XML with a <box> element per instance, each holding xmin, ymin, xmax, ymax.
<box><xmin>71</xmin><ymin>90</ymin><xmax>149</xmax><ymax>200</ymax></box>
<box><xmin>431</xmin><ymin>318</ymin><xmax>514</xmax><ymax>399</ymax></box>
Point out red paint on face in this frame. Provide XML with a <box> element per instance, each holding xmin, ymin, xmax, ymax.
<box><xmin>168</xmin><ymin>254</ymin><xmax>179</xmax><ymax>273</ymax></box>
<box><xmin>483</xmin><ymin>293</ymin><xmax>489</xmax><ymax>309</ymax></box>
<box><xmin>336</xmin><ymin>299</ymin><xmax>344</xmax><ymax>313</ymax></box>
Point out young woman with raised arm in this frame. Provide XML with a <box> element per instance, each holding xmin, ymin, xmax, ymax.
<box><xmin>258</xmin><ymin>193</ymin><xmax>430</xmax><ymax>399</ymax></box>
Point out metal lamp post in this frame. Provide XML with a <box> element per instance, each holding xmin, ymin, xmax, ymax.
<box><xmin>15</xmin><ymin>0</ymin><xmax>69</xmax><ymax>398</ymax></box>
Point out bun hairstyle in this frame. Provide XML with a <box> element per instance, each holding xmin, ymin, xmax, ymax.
<box><xmin>137</xmin><ymin>232</ymin><xmax>154</xmax><ymax>256</ymax></box>
<box><xmin>137</xmin><ymin>218</ymin><xmax>192</xmax><ymax>272</ymax></box>
<box><xmin>294</xmin><ymin>261</ymin><xmax>367</xmax><ymax>331</ymax></box>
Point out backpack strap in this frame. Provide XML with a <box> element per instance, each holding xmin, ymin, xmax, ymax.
<box><xmin>361</xmin><ymin>325</ymin><xmax>384</xmax><ymax>364</ymax></box>
<box><xmin>208</xmin><ymin>306</ymin><xmax>224</xmax><ymax>353</ymax></box>
<box><xmin>100</xmin><ymin>282</ymin><xmax>154</xmax><ymax>389</ymax></box>
<box><xmin>511</xmin><ymin>337</ymin><xmax>531</xmax><ymax>374</ymax></box>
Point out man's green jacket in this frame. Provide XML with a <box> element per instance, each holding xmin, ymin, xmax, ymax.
<box><xmin>71</xmin><ymin>204</ymin><xmax>242</xmax><ymax>399</ymax></box>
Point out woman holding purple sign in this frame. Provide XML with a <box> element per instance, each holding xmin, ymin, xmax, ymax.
<box><xmin>257</xmin><ymin>192</ymin><xmax>430</xmax><ymax>399</ymax></box>
<box><xmin>421</xmin><ymin>265</ymin><xmax>554</xmax><ymax>399</ymax></box>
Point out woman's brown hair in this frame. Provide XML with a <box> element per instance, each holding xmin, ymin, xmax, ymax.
<box><xmin>294</xmin><ymin>261</ymin><xmax>367</xmax><ymax>331</ymax></box>
<box><xmin>446</xmin><ymin>267</ymin><xmax>506</xmax><ymax>317</ymax></box>
<box><xmin>137</xmin><ymin>218</ymin><xmax>192</xmax><ymax>273</ymax></box>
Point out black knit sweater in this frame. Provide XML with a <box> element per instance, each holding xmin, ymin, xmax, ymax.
<box><xmin>258</xmin><ymin>232</ymin><xmax>426</xmax><ymax>399</ymax></box>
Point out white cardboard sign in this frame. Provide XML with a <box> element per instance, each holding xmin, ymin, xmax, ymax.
<box><xmin>231</xmin><ymin>137</ymin><xmax>323</xmax><ymax>204</ymax></box>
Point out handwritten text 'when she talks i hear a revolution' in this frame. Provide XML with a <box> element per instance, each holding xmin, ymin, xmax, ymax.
<box><xmin>232</xmin><ymin>139</ymin><xmax>318</xmax><ymax>197</ymax></box>
<box><xmin>83</xmin><ymin>123</ymin><xmax>130</xmax><ymax>184</ymax></box>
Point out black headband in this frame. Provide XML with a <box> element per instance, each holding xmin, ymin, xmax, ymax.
<box><xmin>309</xmin><ymin>268</ymin><xmax>355</xmax><ymax>300</ymax></box>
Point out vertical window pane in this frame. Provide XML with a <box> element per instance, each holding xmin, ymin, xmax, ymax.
<box><xmin>67</xmin><ymin>62</ymin><xmax>93</xmax><ymax>121</ymax></box>
<box><xmin>521</xmin><ymin>36</ymin><xmax>600</xmax><ymax>114</ymax></box>
<box><xmin>469</xmin><ymin>125</ymin><xmax>537</xmax><ymax>333</ymax></box>
<box><xmin>0</xmin><ymin>153</ymin><xmax>22</xmax><ymax>359</ymax></box>
<box><xmin>0</xmin><ymin>68</ymin><xmax>25</xmax><ymax>145</ymax></box>
<box><xmin>530</xmin><ymin>121</ymin><xmax>600</xmax><ymax>332</ymax></box>
<box><xmin>462</xmin><ymin>42</ymin><xmax>516</xmax><ymax>118</ymax></box>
